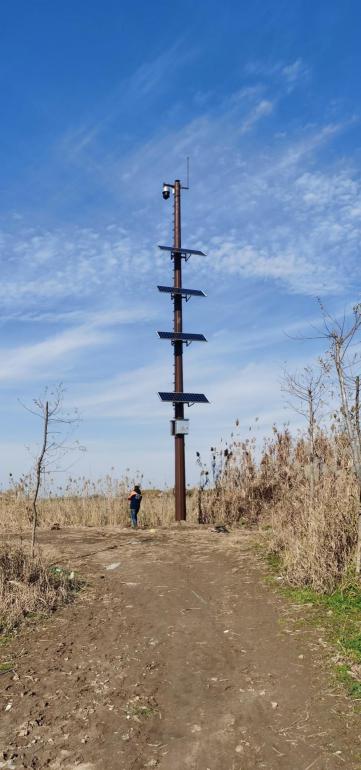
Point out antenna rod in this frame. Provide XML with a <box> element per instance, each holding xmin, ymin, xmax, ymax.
<box><xmin>173</xmin><ymin>180</ymin><xmax>186</xmax><ymax>521</ymax></box>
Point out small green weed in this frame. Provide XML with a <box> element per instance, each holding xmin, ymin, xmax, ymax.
<box><xmin>339</xmin><ymin>635</ymin><xmax>361</xmax><ymax>661</ymax></box>
<box><xmin>0</xmin><ymin>660</ymin><xmax>13</xmax><ymax>673</ymax></box>
<box><xmin>336</xmin><ymin>664</ymin><xmax>361</xmax><ymax>699</ymax></box>
<box><xmin>26</xmin><ymin>611</ymin><xmax>47</xmax><ymax>622</ymax></box>
<box><xmin>48</xmin><ymin>565</ymin><xmax>82</xmax><ymax>590</ymax></box>
<box><xmin>263</xmin><ymin>550</ymin><xmax>361</xmax><ymax>701</ymax></box>
<box><xmin>281</xmin><ymin>585</ymin><xmax>317</xmax><ymax>604</ymax></box>
<box><xmin>266</xmin><ymin>552</ymin><xmax>282</xmax><ymax>573</ymax></box>
<box><xmin>125</xmin><ymin>700</ymin><xmax>157</xmax><ymax>719</ymax></box>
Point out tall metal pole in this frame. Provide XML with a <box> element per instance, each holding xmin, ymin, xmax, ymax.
<box><xmin>173</xmin><ymin>180</ymin><xmax>186</xmax><ymax>521</ymax></box>
<box><xmin>157</xmin><ymin>177</ymin><xmax>208</xmax><ymax>522</ymax></box>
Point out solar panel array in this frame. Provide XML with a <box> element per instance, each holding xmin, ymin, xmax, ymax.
<box><xmin>157</xmin><ymin>285</ymin><xmax>206</xmax><ymax>298</ymax></box>
<box><xmin>158</xmin><ymin>245</ymin><xmax>206</xmax><ymax>257</ymax></box>
<box><xmin>157</xmin><ymin>237</ymin><xmax>208</xmax><ymax>412</ymax></box>
<box><xmin>158</xmin><ymin>392</ymin><xmax>209</xmax><ymax>404</ymax></box>
<box><xmin>157</xmin><ymin>331</ymin><xmax>207</xmax><ymax>342</ymax></box>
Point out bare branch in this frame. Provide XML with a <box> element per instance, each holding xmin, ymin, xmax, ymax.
<box><xmin>21</xmin><ymin>384</ymin><xmax>82</xmax><ymax>557</ymax></box>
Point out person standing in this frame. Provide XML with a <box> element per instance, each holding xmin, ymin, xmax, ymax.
<box><xmin>128</xmin><ymin>485</ymin><xmax>142</xmax><ymax>528</ymax></box>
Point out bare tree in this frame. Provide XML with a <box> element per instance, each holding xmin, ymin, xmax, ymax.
<box><xmin>282</xmin><ymin>365</ymin><xmax>324</xmax><ymax>502</ymax></box>
<box><xmin>282</xmin><ymin>366</ymin><xmax>324</xmax><ymax>453</ymax></box>
<box><xmin>319</xmin><ymin>303</ymin><xmax>361</xmax><ymax>573</ymax></box>
<box><xmin>21</xmin><ymin>385</ymin><xmax>81</xmax><ymax>557</ymax></box>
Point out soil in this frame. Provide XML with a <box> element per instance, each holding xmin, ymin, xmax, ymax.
<box><xmin>0</xmin><ymin>526</ymin><xmax>360</xmax><ymax>770</ymax></box>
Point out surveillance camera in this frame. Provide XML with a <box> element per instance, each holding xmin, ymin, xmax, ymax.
<box><xmin>162</xmin><ymin>184</ymin><xmax>171</xmax><ymax>200</ymax></box>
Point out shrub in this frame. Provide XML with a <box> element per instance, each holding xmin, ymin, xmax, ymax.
<box><xmin>0</xmin><ymin>545</ymin><xmax>78</xmax><ymax>633</ymax></box>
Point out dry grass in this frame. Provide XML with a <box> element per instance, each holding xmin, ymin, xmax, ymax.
<box><xmin>197</xmin><ymin>427</ymin><xmax>359</xmax><ymax>591</ymax></box>
<box><xmin>266</xmin><ymin>435</ymin><xmax>358</xmax><ymax>591</ymax></box>
<box><xmin>0</xmin><ymin>477</ymin><xmax>199</xmax><ymax>531</ymax></box>
<box><xmin>0</xmin><ymin>545</ymin><xmax>78</xmax><ymax>633</ymax></box>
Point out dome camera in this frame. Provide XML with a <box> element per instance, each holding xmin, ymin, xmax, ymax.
<box><xmin>162</xmin><ymin>184</ymin><xmax>171</xmax><ymax>200</ymax></box>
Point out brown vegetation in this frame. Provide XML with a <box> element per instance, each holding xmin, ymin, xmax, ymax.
<box><xmin>0</xmin><ymin>545</ymin><xmax>78</xmax><ymax>633</ymax></box>
<box><xmin>198</xmin><ymin>426</ymin><xmax>359</xmax><ymax>591</ymax></box>
<box><xmin>0</xmin><ymin>475</ymin><xmax>197</xmax><ymax>532</ymax></box>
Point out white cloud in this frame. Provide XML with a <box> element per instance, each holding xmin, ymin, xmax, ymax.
<box><xmin>58</xmin><ymin>40</ymin><xmax>196</xmax><ymax>163</ymax></box>
<box><xmin>245</xmin><ymin>58</ymin><xmax>310</xmax><ymax>88</ymax></box>
<box><xmin>0</xmin><ymin>305</ymin><xmax>156</xmax><ymax>326</ymax></box>
<box><xmin>0</xmin><ymin>326</ymin><xmax>108</xmax><ymax>382</ymax></box>
<box><xmin>70</xmin><ymin>362</ymin><xmax>167</xmax><ymax>419</ymax></box>
<box><xmin>3</xmin><ymin>78</ymin><xmax>356</xmax><ymax>304</ymax></box>
<box><xmin>0</xmin><ymin>303</ymin><xmax>154</xmax><ymax>382</ymax></box>
<box><xmin>0</xmin><ymin>225</ymin><xmax>156</xmax><ymax>309</ymax></box>
<box><xmin>97</xmin><ymin>97</ymin><xmax>356</xmax><ymax>297</ymax></box>
<box><xmin>281</xmin><ymin>59</ymin><xmax>310</xmax><ymax>85</ymax></box>
<box><xmin>239</xmin><ymin>99</ymin><xmax>274</xmax><ymax>134</ymax></box>
<box><xmin>209</xmin><ymin>238</ymin><xmax>340</xmax><ymax>294</ymax></box>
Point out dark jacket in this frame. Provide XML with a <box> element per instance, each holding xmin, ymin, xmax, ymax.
<box><xmin>128</xmin><ymin>491</ymin><xmax>142</xmax><ymax>512</ymax></box>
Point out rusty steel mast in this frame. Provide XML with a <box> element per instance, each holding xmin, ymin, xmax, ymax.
<box><xmin>157</xmin><ymin>178</ymin><xmax>209</xmax><ymax>521</ymax></box>
<box><xmin>173</xmin><ymin>180</ymin><xmax>186</xmax><ymax>521</ymax></box>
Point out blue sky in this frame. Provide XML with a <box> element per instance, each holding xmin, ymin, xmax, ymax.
<box><xmin>1</xmin><ymin>1</ymin><xmax>361</xmax><ymax>488</ymax></box>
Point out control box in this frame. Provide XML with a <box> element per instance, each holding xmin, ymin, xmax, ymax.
<box><xmin>170</xmin><ymin>419</ymin><xmax>189</xmax><ymax>436</ymax></box>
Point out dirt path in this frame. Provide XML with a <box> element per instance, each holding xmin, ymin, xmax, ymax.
<box><xmin>0</xmin><ymin>527</ymin><xmax>360</xmax><ymax>770</ymax></box>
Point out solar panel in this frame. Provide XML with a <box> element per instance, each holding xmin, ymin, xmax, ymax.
<box><xmin>158</xmin><ymin>392</ymin><xmax>209</xmax><ymax>404</ymax></box>
<box><xmin>157</xmin><ymin>331</ymin><xmax>207</xmax><ymax>342</ymax></box>
<box><xmin>157</xmin><ymin>285</ymin><xmax>206</xmax><ymax>298</ymax></box>
<box><xmin>158</xmin><ymin>245</ymin><xmax>206</xmax><ymax>257</ymax></box>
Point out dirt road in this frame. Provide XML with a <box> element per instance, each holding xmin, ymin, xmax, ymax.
<box><xmin>0</xmin><ymin>527</ymin><xmax>360</xmax><ymax>770</ymax></box>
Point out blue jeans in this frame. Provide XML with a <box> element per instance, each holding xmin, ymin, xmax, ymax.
<box><xmin>130</xmin><ymin>509</ymin><xmax>138</xmax><ymax>528</ymax></box>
